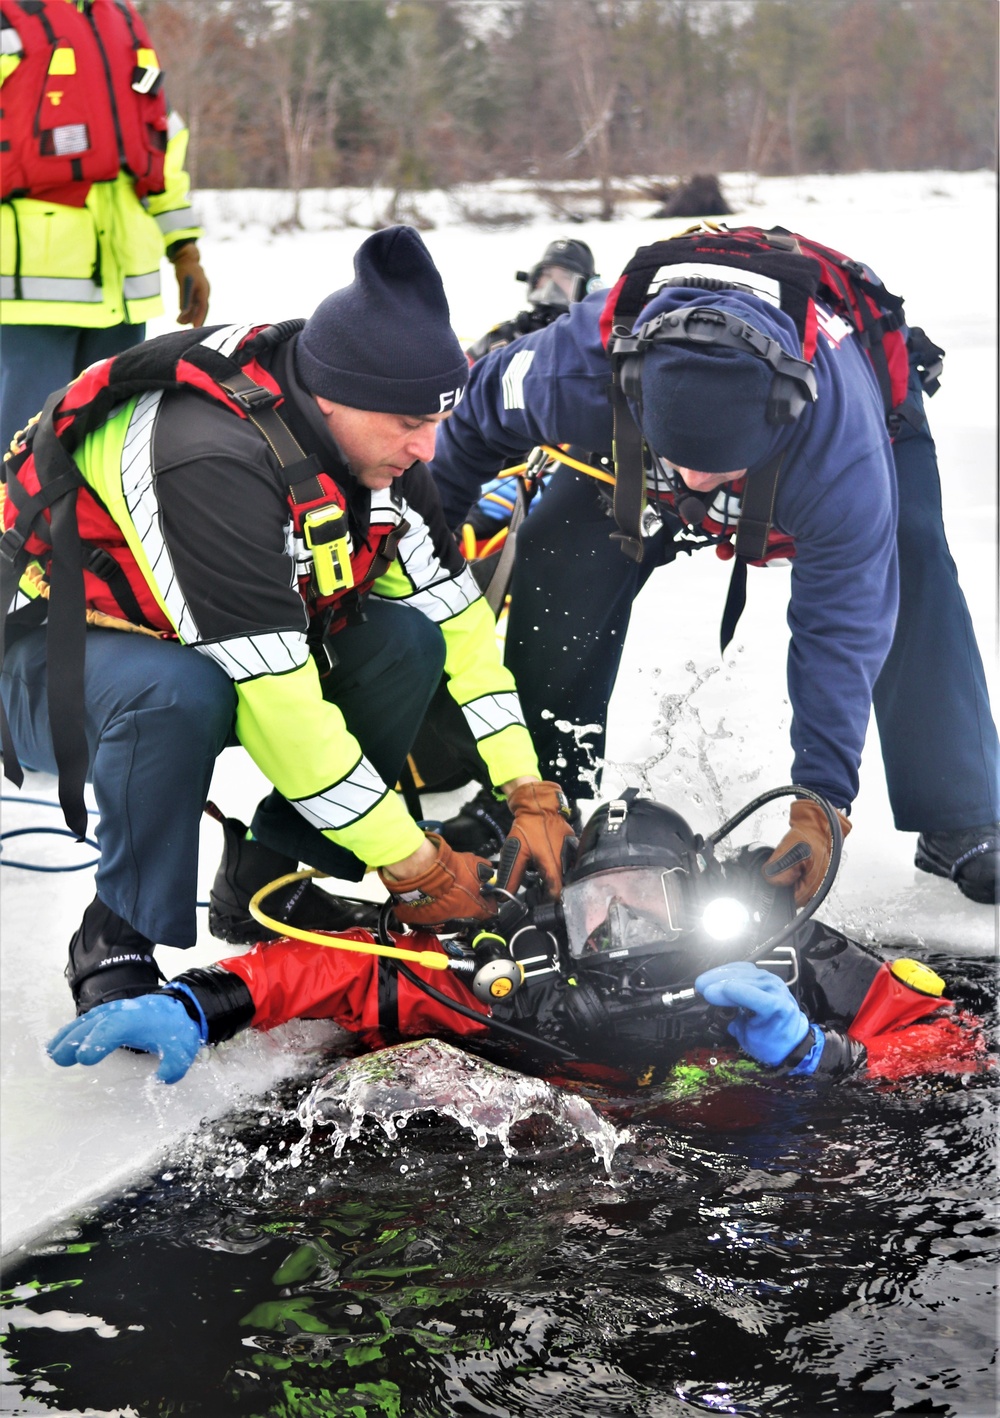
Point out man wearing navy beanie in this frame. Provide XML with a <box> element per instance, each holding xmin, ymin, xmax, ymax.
<box><xmin>297</xmin><ymin>225</ymin><xmax>470</xmax><ymax>416</ymax></box>
<box><xmin>3</xmin><ymin>225</ymin><xmax>576</xmax><ymax>1022</ymax></box>
<box><xmin>428</xmin><ymin>243</ymin><xmax>999</xmax><ymax>911</ymax></box>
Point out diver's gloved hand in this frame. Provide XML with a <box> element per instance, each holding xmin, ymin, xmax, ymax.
<box><xmin>500</xmin><ymin>779</ymin><xmax>578</xmax><ymax>898</ymax></box>
<box><xmin>695</xmin><ymin>961</ymin><xmax>823</xmax><ymax>1073</ymax></box>
<box><xmin>764</xmin><ymin>800</ymin><xmax>852</xmax><ymax>905</ymax></box>
<box><xmin>380</xmin><ymin>834</ymin><xmax>497</xmax><ymax>927</ymax></box>
<box><xmin>47</xmin><ymin>994</ymin><xmax>205</xmax><ymax>1084</ymax></box>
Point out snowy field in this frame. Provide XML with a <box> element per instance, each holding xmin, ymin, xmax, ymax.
<box><xmin>1</xmin><ymin>169</ymin><xmax>996</xmax><ymax>1261</ymax></box>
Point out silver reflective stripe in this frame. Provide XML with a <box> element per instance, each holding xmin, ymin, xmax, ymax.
<box><xmin>502</xmin><ymin>348</ymin><xmax>535</xmax><ymax>410</ymax></box>
<box><xmin>2</xmin><ymin>27</ymin><xmax>24</xmax><ymax>55</ymax></box>
<box><xmin>0</xmin><ymin>274</ymin><xmax>102</xmax><ymax>302</ymax></box>
<box><xmin>292</xmin><ymin>756</ymin><xmax>389</xmax><ymax>832</ymax></box>
<box><xmin>156</xmin><ymin>206</ymin><xmax>195</xmax><ymax>235</ymax></box>
<box><xmin>369</xmin><ymin>492</ymin><xmax>480</xmax><ymax>622</ymax></box>
<box><xmin>166</xmin><ymin>109</ymin><xmax>186</xmax><ymax>140</ymax></box>
<box><xmin>461</xmin><ymin>691</ymin><xmax>524</xmax><ymax>742</ymax></box>
<box><xmin>123</xmin><ymin>271</ymin><xmax>161</xmax><ymax>300</ymax></box>
<box><xmin>119</xmin><ymin>366</ymin><xmax>311</xmax><ymax>669</ymax></box>
<box><xmin>400</xmin><ymin>561</ymin><xmax>480</xmax><ymax>622</ymax></box>
<box><xmin>119</xmin><ymin>389</ymin><xmax>191</xmax><ymax>631</ymax></box>
<box><xmin>199</xmin><ymin>324</ymin><xmax>255</xmax><ymax>358</ymax></box>
<box><xmin>197</xmin><ymin>630</ymin><xmax>309</xmax><ymax>682</ymax></box>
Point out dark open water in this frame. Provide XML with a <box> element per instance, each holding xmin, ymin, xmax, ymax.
<box><xmin>2</xmin><ymin>953</ymin><xmax>997</xmax><ymax>1418</ymax></box>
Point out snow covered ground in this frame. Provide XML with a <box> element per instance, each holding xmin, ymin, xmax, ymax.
<box><xmin>1</xmin><ymin>169</ymin><xmax>996</xmax><ymax>1261</ymax></box>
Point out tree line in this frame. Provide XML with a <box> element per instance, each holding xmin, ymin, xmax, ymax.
<box><xmin>142</xmin><ymin>0</ymin><xmax>997</xmax><ymax>210</ymax></box>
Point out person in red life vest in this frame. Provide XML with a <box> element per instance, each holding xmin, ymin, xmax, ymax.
<box><xmin>427</xmin><ymin>230</ymin><xmax>999</xmax><ymax>908</ymax></box>
<box><xmin>0</xmin><ymin>0</ymin><xmax>210</xmax><ymax>454</ymax></box>
<box><xmin>45</xmin><ymin>791</ymin><xmax>991</xmax><ymax>1089</ymax></box>
<box><xmin>0</xmin><ymin>226</ymin><xmax>575</xmax><ymax>1013</ymax></box>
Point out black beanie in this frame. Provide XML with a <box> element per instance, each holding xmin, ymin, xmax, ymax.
<box><xmin>296</xmin><ymin>226</ymin><xmax>469</xmax><ymax>415</ymax></box>
<box><xmin>640</xmin><ymin>341</ymin><xmax>776</xmax><ymax>474</ymax></box>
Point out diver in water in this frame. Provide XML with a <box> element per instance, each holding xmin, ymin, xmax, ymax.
<box><xmin>47</xmin><ymin>788</ymin><xmax>987</xmax><ymax>1089</ymax></box>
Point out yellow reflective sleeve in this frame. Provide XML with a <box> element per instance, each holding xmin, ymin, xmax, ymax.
<box><xmin>441</xmin><ymin>596</ymin><xmax>539</xmax><ymax>786</ymax></box>
<box><xmin>0</xmin><ymin>53</ymin><xmax>22</xmax><ymax>85</ymax></box>
<box><xmin>235</xmin><ymin>664</ymin><xmax>424</xmax><ymax>868</ymax></box>
<box><xmin>369</xmin><ymin>557</ymin><xmax>410</xmax><ymax>601</ymax></box>
<box><xmin>147</xmin><ymin>120</ymin><xmax>201</xmax><ymax>247</ymax></box>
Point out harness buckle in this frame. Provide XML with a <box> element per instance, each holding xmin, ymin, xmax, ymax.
<box><xmin>0</xmin><ymin>526</ymin><xmax>27</xmax><ymax>563</ymax></box>
<box><xmin>222</xmin><ymin>379</ymin><xmax>279</xmax><ymax>412</ymax></box>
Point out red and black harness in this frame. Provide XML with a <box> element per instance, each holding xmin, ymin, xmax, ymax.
<box><xmin>598</xmin><ymin>225</ymin><xmax>943</xmax><ymax>650</ymax></box>
<box><xmin>0</xmin><ymin>323</ymin><xmax>405</xmax><ymax>836</ymax></box>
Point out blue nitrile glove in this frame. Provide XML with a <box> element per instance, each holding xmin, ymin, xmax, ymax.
<box><xmin>695</xmin><ymin>960</ymin><xmax>823</xmax><ymax>1072</ymax></box>
<box><xmin>47</xmin><ymin>994</ymin><xmax>205</xmax><ymax>1084</ymax></box>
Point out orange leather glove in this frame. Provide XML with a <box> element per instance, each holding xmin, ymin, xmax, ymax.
<box><xmin>763</xmin><ymin>800</ymin><xmax>852</xmax><ymax>906</ymax></box>
<box><xmin>499</xmin><ymin>780</ymin><xmax>577</xmax><ymax>897</ymax></box>
<box><xmin>172</xmin><ymin>243</ymin><xmax>210</xmax><ymax>328</ymax></box>
<box><xmin>379</xmin><ymin>834</ymin><xmax>497</xmax><ymax>928</ymax></box>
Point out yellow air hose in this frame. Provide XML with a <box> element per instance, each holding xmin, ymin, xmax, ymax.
<box><xmin>247</xmin><ymin>870</ymin><xmax>453</xmax><ymax>972</ymax></box>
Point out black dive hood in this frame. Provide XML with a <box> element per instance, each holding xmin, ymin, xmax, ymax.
<box><xmin>550</xmin><ymin>785</ymin><xmax>843</xmax><ymax>992</ymax></box>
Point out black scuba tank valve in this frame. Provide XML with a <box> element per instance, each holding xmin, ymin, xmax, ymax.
<box><xmin>471</xmin><ymin>931</ymin><xmax>524</xmax><ymax>1004</ymax></box>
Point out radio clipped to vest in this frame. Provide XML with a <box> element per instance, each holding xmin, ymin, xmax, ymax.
<box><xmin>302</xmin><ymin>502</ymin><xmax>353</xmax><ymax>598</ymax></box>
<box><xmin>288</xmin><ymin>467</ymin><xmax>356</xmax><ymax>603</ymax></box>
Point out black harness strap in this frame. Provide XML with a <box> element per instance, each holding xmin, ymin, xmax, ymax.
<box><xmin>84</xmin><ymin>547</ymin><xmax>151</xmax><ymax>628</ymax></box>
<box><xmin>609</xmin><ymin>373</ymin><xmax>647</xmax><ymax>563</ymax></box>
<box><xmin>720</xmin><ymin>452</ymin><xmax>786</xmax><ymax>654</ymax></box>
<box><xmin>32</xmin><ymin>403</ymin><xmax>90</xmax><ymax>838</ymax></box>
<box><xmin>485</xmin><ymin>476</ymin><xmax>529</xmax><ymax>614</ymax></box>
<box><xmin>377</xmin><ymin>956</ymin><xmax>400</xmax><ymax>1037</ymax></box>
<box><xmin>183</xmin><ymin>347</ymin><xmax>310</xmax><ymax>471</ymax></box>
<box><xmin>0</xmin><ymin>391</ymin><xmax>88</xmax><ymax>812</ymax></box>
<box><xmin>1</xmin><ymin>330</ymin><xmax>330</xmax><ymax>836</ymax></box>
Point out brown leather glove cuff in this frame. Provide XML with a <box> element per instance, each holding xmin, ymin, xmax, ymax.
<box><xmin>378</xmin><ymin>834</ymin><xmax>495</xmax><ymax>926</ymax></box>
<box><xmin>169</xmin><ymin>241</ymin><xmax>202</xmax><ymax>267</ymax></box>
<box><xmin>379</xmin><ymin>834</ymin><xmax>454</xmax><ymax>898</ymax></box>
<box><xmin>506</xmin><ymin>780</ymin><xmax>572</xmax><ymax>820</ymax></box>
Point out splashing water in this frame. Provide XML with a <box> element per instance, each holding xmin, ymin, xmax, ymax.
<box><xmin>297</xmin><ymin>1038</ymin><xmax>629</xmax><ymax>1171</ymax></box>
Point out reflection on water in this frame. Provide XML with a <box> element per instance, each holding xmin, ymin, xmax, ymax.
<box><xmin>2</xmin><ymin>955</ymin><xmax>997</xmax><ymax>1418</ymax></box>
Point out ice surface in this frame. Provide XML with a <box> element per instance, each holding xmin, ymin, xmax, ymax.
<box><xmin>1</xmin><ymin>170</ymin><xmax>996</xmax><ymax>1260</ymax></box>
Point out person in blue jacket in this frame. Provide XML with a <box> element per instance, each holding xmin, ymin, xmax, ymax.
<box><xmin>429</xmin><ymin>269</ymin><xmax>999</xmax><ymax>907</ymax></box>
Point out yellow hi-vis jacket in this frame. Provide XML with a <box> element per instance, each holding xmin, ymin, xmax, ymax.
<box><xmin>0</xmin><ymin>2</ymin><xmax>201</xmax><ymax>328</ymax></box>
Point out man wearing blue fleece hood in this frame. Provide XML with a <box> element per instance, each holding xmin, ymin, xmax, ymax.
<box><xmin>428</xmin><ymin>262</ymin><xmax>999</xmax><ymax>908</ymax></box>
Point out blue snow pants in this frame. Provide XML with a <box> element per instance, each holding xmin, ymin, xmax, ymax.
<box><xmin>0</xmin><ymin>601</ymin><xmax>447</xmax><ymax>947</ymax></box>
<box><xmin>503</xmin><ymin>382</ymin><xmax>999</xmax><ymax>830</ymax></box>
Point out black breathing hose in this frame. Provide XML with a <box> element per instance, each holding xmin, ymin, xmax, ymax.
<box><xmin>380</xmin><ymin>783</ymin><xmax>843</xmax><ymax>1042</ymax></box>
<box><xmin>705</xmin><ymin>783</ymin><xmax>843</xmax><ymax>961</ymax></box>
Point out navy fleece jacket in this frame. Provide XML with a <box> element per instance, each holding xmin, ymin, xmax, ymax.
<box><xmin>428</xmin><ymin>285</ymin><xmax>898</xmax><ymax>810</ymax></box>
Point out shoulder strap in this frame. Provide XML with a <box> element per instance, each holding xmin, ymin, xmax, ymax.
<box><xmin>609</xmin><ymin>376</ymin><xmax>646</xmax><ymax>563</ymax></box>
<box><xmin>719</xmin><ymin>452</ymin><xmax>786</xmax><ymax>655</ymax></box>
<box><xmin>1</xmin><ymin>331</ymin><xmax>313</xmax><ymax>837</ymax></box>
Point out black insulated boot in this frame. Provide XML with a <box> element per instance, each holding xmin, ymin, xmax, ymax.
<box><xmin>436</xmin><ymin>785</ymin><xmax>515</xmax><ymax>858</ymax></box>
<box><xmin>915</xmin><ymin>823</ymin><xmax>999</xmax><ymax>905</ymax></box>
<box><xmin>67</xmin><ymin>895</ymin><xmax>163</xmax><ymax>1015</ymax></box>
<box><xmin>207</xmin><ymin>811</ymin><xmax>380</xmax><ymax>945</ymax></box>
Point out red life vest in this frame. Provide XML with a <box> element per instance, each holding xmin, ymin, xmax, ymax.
<box><xmin>0</xmin><ymin>0</ymin><xmax>168</xmax><ymax>205</ymax></box>
<box><xmin>0</xmin><ymin>323</ymin><xmax>411</xmax><ymax>837</ymax></box>
<box><xmin>1</xmin><ymin>323</ymin><xmax>407</xmax><ymax>635</ymax></box>
<box><xmin>599</xmin><ymin>224</ymin><xmax>915</xmax><ymax>584</ymax></box>
<box><xmin>600</xmin><ymin>223</ymin><xmax>912</xmax><ymax>428</ymax></box>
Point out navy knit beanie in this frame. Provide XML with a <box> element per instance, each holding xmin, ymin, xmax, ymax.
<box><xmin>640</xmin><ymin>341</ymin><xmax>776</xmax><ymax>474</ymax></box>
<box><xmin>296</xmin><ymin>226</ymin><xmax>469</xmax><ymax>415</ymax></box>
